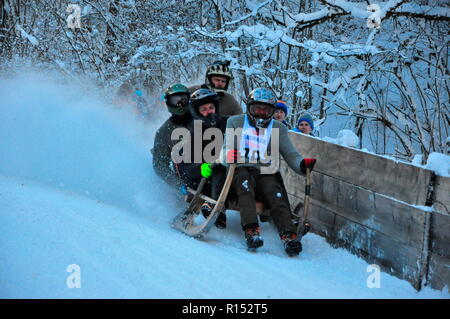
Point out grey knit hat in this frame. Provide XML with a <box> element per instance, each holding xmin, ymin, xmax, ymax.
<box><xmin>297</xmin><ymin>113</ymin><xmax>314</xmax><ymax>130</ymax></box>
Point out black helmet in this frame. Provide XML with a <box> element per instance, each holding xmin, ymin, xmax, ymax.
<box><xmin>246</xmin><ymin>88</ymin><xmax>277</xmax><ymax>128</ymax></box>
<box><xmin>190</xmin><ymin>88</ymin><xmax>221</xmax><ymax>127</ymax></box>
<box><xmin>205</xmin><ymin>60</ymin><xmax>233</xmax><ymax>93</ymax></box>
<box><xmin>163</xmin><ymin>83</ymin><xmax>190</xmax><ymax>116</ymax></box>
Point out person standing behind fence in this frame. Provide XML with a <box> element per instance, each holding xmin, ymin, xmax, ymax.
<box><xmin>292</xmin><ymin>112</ymin><xmax>314</xmax><ymax>136</ymax></box>
<box><xmin>274</xmin><ymin>100</ymin><xmax>291</xmax><ymax>129</ymax></box>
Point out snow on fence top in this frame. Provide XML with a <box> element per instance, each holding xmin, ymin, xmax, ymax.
<box><xmin>288</xmin><ymin>131</ymin><xmax>450</xmax><ymax>212</ymax></box>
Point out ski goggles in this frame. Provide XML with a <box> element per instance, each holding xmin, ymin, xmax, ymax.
<box><xmin>167</xmin><ymin>94</ymin><xmax>189</xmax><ymax>107</ymax></box>
<box><xmin>168</xmin><ymin>104</ymin><xmax>189</xmax><ymax>116</ymax></box>
<box><xmin>249</xmin><ymin>103</ymin><xmax>275</xmax><ymax>119</ymax></box>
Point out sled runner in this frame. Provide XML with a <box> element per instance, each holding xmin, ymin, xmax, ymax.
<box><xmin>172</xmin><ymin>164</ymin><xmax>236</xmax><ymax>238</ymax></box>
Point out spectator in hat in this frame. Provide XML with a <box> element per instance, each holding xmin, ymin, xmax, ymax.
<box><xmin>274</xmin><ymin>100</ymin><xmax>291</xmax><ymax>129</ymax></box>
<box><xmin>292</xmin><ymin>113</ymin><xmax>314</xmax><ymax>136</ymax></box>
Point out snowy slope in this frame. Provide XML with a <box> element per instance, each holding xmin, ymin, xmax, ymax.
<box><xmin>0</xmin><ymin>73</ymin><xmax>448</xmax><ymax>299</ymax></box>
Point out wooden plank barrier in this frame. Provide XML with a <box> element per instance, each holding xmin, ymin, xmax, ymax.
<box><xmin>279</xmin><ymin>132</ymin><xmax>449</xmax><ymax>292</ymax></box>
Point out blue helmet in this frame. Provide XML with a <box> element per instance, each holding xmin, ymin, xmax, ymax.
<box><xmin>246</xmin><ymin>88</ymin><xmax>277</xmax><ymax>128</ymax></box>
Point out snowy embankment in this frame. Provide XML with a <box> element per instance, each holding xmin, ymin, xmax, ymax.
<box><xmin>0</xmin><ymin>72</ymin><xmax>448</xmax><ymax>299</ymax></box>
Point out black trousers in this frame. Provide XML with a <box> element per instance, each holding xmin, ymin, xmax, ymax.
<box><xmin>231</xmin><ymin>166</ymin><xmax>297</xmax><ymax>234</ymax></box>
<box><xmin>179</xmin><ymin>163</ymin><xmax>227</xmax><ymax>200</ymax></box>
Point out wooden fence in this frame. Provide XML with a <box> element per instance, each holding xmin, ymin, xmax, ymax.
<box><xmin>279</xmin><ymin>132</ymin><xmax>450</xmax><ymax>292</ymax></box>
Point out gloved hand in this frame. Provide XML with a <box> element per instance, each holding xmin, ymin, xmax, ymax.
<box><xmin>201</xmin><ymin>163</ymin><xmax>213</xmax><ymax>178</ymax></box>
<box><xmin>226</xmin><ymin>149</ymin><xmax>239</xmax><ymax>163</ymax></box>
<box><xmin>300</xmin><ymin>158</ymin><xmax>316</xmax><ymax>174</ymax></box>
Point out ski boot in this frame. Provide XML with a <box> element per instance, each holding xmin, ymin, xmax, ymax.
<box><xmin>281</xmin><ymin>231</ymin><xmax>302</xmax><ymax>256</ymax></box>
<box><xmin>201</xmin><ymin>202</ymin><xmax>227</xmax><ymax>229</ymax></box>
<box><xmin>214</xmin><ymin>212</ymin><xmax>227</xmax><ymax>229</ymax></box>
<box><xmin>201</xmin><ymin>201</ymin><xmax>213</xmax><ymax>218</ymax></box>
<box><xmin>244</xmin><ymin>224</ymin><xmax>264</xmax><ymax>251</ymax></box>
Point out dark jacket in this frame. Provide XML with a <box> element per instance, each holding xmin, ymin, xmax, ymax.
<box><xmin>184</xmin><ymin>115</ymin><xmax>228</xmax><ymax>180</ymax></box>
<box><xmin>152</xmin><ymin>114</ymin><xmax>192</xmax><ymax>187</ymax></box>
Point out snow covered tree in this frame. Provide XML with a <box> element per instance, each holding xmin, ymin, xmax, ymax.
<box><xmin>0</xmin><ymin>0</ymin><xmax>448</xmax><ymax>161</ymax></box>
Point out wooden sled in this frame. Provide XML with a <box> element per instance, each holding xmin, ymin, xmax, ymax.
<box><xmin>172</xmin><ymin>164</ymin><xmax>312</xmax><ymax>239</ymax></box>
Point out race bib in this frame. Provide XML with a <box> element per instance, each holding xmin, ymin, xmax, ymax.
<box><xmin>239</xmin><ymin>115</ymin><xmax>273</xmax><ymax>163</ymax></box>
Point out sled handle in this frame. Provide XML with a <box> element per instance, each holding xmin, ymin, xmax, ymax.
<box><xmin>297</xmin><ymin>167</ymin><xmax>312</xmax><ymax>237</ymax></box>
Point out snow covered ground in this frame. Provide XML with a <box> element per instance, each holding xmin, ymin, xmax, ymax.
<box><xmin>0</xmin><ymin>72</ymin><xmax>448</xmax><ymax>299</ymax></box>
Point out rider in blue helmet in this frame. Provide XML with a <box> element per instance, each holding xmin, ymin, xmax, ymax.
<box><xmin>245</xmin><ymin>87</ymin><xmax>277</xmax><ymax>129</ymax></box>
<box><xmin>220</xmin><ymin>87</ymin><xmax>317</xmax><ymax>256</ymax></box>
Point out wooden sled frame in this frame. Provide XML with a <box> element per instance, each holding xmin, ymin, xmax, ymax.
<box><xmin>172</xmin><ymin>164</ymin><xmax>312</xmax><ymax>239</ymax></box>
<box><xmin>184</xmin><ymin>189</ymin><xmax>267</xmax><ymax>215</ymax></box>
<box><xmin>172</xmin><ymin>164</ymin><xmax>237</xmax><ymax>238</ymax></box>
